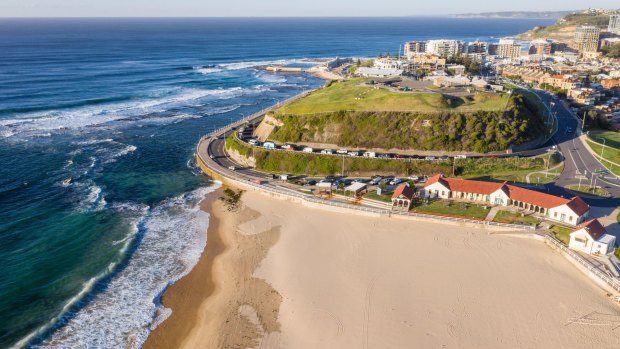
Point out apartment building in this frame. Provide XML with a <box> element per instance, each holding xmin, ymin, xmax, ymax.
<box><xmin>426</xmin><ymin>40</ymin><xmax>466</xmax><ymax>57</ymax></box>
<box><xmin>609</xmin><ymin>14</ymin><xmax>620</xmax><ymax>35</ymax></box>
<box><xmin>571</xmin><ymin>26</ymin><xmax>601</xmax><ymax>55</ymax></box>
<box><xmin>488</xmin><ymin>39</ymin><xmax>522</xmax><ymax>59</ymax></box>
<box><xmin>404</xmin><ymin>41</ymin><xmax>427</xmax><ymax>58</ymax></box>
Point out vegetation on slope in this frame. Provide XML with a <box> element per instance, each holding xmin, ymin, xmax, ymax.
<box><xmin>519</xmin><ymin>11</ymin><xmax>615</xmax><ymax>40</ymax></box>
<box><xmin>225</xmin><ymin>134</ymin><xmax>554</xmax><ymax>179</ymax></box>
<box><xmin>269</xmin><ymin>90</ymin><xmax>545</xmax><ymax>153</ymax></box>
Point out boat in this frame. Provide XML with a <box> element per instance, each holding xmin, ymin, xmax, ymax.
<box><xmin>62</xmin><ymin>177</ymin><xmax>72</xmax><ymax>187</ymax></box>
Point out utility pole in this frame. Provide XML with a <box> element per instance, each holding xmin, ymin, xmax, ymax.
<box><xmin>452</xmin><ymin>157</ymin><xmax>456</xmax><ymax>177</ymax></box>
<box><xmin>601</xmin><ymin>138</ymin><xmax>606</xmax><ymax>158</ymax></box>
<box><xmin>582</xmin><ymin>110</ymin><xmax>587</xmax><ymax>131</ymax></box>
<box><xmin>341</xmin><ymin>155</ymin><xmax>345</xmax><ymax>177</ymax></box>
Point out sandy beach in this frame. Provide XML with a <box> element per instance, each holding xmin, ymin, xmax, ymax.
<box><xmin>146</xmin><ymin>188</ymin><xmax>620</xmax><ymax>348</ymax></box>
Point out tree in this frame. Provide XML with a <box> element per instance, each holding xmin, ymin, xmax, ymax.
<box><xmin>601</xmin><ymin>43</ymin><xmax>620</xmax><ymax>58</ymax></box>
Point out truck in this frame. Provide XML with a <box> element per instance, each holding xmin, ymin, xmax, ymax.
<box><xmin>363</xmin><ymin>151</ymin><xmax>376</xmax><ymax>158</ymax></box>
<box><xmin>263</xmin><ymin>142</ymin><xmax>276</xmax><ymax>149</ymax></box>
<box><xmin>302</xmin><ymin>147</ymin><xmax>314</xmax><ymax>153</ymax></box>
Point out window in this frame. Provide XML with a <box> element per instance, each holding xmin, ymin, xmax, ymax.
<box><xmin>575</xmin><ymin>237</ymin><xmax>587</xmax><ymax>244</ymax></box>
<box><xmin>560</xmin><ymin>214</ymin><xmax>566</xmax><ymax>221</ymax></box>
<box><xmin>441</xmin><ymin>191</ymin><xmax>445</xmax><ymax>196</ymax></box>
<box><xmin>569</xmin><ymin>216</ymin><xmax>573</xmax><ymax>222</ymax></box>
<box><xmin>554</xmin><ymin>212</ymin><xmax>558</xmax><ymax>218</ymax></box>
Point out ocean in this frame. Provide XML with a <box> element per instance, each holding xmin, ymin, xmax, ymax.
<box><xmin>0</xmin><ymin>17</ymin><xmax>554</xmax><ymax>348</ymax></box>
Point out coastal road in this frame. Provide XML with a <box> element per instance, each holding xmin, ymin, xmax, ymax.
<box><xmin>534</xmin><ymin>90</ymin><xmax>620</xmax><ymax>207</ymax></box>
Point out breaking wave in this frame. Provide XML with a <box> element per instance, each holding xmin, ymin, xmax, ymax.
<box><xmin>30</xmin><ymin>184</ymin><xmax>219</xmax><ymax>348</ymax></box>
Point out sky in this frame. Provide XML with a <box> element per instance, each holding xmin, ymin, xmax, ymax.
<box><xmin>1</xmin><ymin>0</ymin><xmax>618</xmax><ymax>17</ymax></box>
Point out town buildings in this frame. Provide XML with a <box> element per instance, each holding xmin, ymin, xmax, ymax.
<box><xmin>529</xmin><ymin>39</ymin><xmax>552</xmax><ymax>56</ymax></box>
<box><xmin>609</xmin><ymin>14</ymin><xmax>620</xmax><ymax>35</ymax></box>
<box><xmin>404</xmin><ymin>41</ymin><xmax>427</xmax><ymax>58</ymax></box>
<box><xmin>426</xmin><ymin>40</ymin><xmax>466</xmax><ymax>57</ymax></box>
<box><xmin>422</xmin><ymin>175</ymin><xmax>590</xmax><ymax>226</ymax></box>
<box><xmin>571</xmin><ymin>26</ymin><xmax>601</xmax><ymax>56</ymax></box>
<box><xmin>488</xmin><ymin>39</ymin><xmax>522</xmax><ymax>59</ymax></box>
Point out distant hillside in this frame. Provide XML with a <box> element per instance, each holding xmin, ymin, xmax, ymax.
<box><xmin>454</xmin><ymin>11</ymin><xmax>573</xmax><ymax>19</ymax></box>
<box><xmin>518</xmin><ymin>10</ymin><xmax>618</xmax><ymax>41</ymax></box>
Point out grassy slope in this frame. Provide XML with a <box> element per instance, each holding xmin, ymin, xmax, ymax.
<box><xmin>412</xmin><ymin>200</ymin><xmax>490</xmax><ymax>220</ymax></box>
<box><xmin>226</xmin><ymin>134</ymin><xmax>555</xmax><ymax>180</ymax></box>
<box><xmin>278</xmin><ymin>79</ymin><xmax>511</xmax><ymax>115</ymax></box>
<box><xmin>585</xmin><ymin>139</ymin><xmax>620</xmax><ymax>176</ymax></box>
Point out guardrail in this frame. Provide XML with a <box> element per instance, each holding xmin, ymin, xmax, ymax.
<box><xmin>544</xmin><ymin>234</ymin><xmax>620</xmax><ymax>293</ymax></box>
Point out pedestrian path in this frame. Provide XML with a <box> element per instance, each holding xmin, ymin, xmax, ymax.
<box><xmin>485</xmin><ymin>206</ymin><xmax>502</xmax><ymax>222</ymax></box>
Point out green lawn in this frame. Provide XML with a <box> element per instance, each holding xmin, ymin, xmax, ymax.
<box><xmin>364</xmin><ymin>190</ymin><xmax>393</xmax><ymax>203</ymax></box>
<box><xmin>412</xmin><ymin>200</ymin><xmax>491</xmax><ymax>220</ymax></box>
<box><xmin>460</xmin><ymin>153</ymin><xmax>562</xmax><ymax>185</ymax></box>
<box><xmin>588</xmin><ymin>129</ymin><xmax>620</xmax><ymax>149</ymax></box>
<box><xmin>278</xmin><ymin>78</ymin><xmax>511</xmax><ymax>115</ymax></box>
<box><xmin>492</xmin><ymin>210</ymin><xmax>541</xmax><ymax>226</ymax></box>
<box><xmin>566</xmin><ymin>184</ymin><xmax>610</xmax><ymax>198</ymax></box>
<box><xmin>550</xmin><ymin>225</ymin><xmax>573</xmax><ymax>245</ymax></box>
<box><xmin>585</xmin><ymin>139</ymin><xmax>620</xmax><ymax>176</ymax></box>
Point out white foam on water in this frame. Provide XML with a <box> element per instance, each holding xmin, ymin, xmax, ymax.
<box><xmin>193</xmin><ymin>66</ymin><xmax>223</xmax><ymax>75</ymax></box>
<box><xmin>0</xmin><ymin>87</ymin><xmax>252</xmax><ymax>139</ymax></box>
<box><xmin>33</xmin><ymin>184</ymin><xmax>220</xmax><ymax>349</ymax></box>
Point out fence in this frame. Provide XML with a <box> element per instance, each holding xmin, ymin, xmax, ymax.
<box><xmin>544</xmin><ymin>234</ymin><xmax>620</xmax><ymax>294</ymax></box>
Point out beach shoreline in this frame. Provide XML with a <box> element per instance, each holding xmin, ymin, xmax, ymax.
<box><xmin>145</xmin><ymin>187</ymin><xmax>620</xmax><ymax>348</ymax></box>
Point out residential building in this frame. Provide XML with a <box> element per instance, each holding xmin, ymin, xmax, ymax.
<box><xmin>609</xmin><ymin>14</ymin><xmax>620</xmax><ymax>35</ymax></box>
<box><xmin>543</xmin><ymin>74</ymin><xmax>580</xmax><ymax>90</ymax></box>
<box><xmin>422</xmin><ymin>175</ymin><xmax>590</xmax><ymax>226</ymax></box>
<box><xmin>404</xmin><ymin>41</ymin><xmax>427</xmax><ymax>58</ymax></box>
<box><xmin>571</xmin><ymin>26</ymin><xmax>601</xmax><ymax>55</ymax></box>
<box><xmin>426</xmin><ymin>40</ymin><xmax>466</xmax><ymax>57</ymax></box>
<box><xmin>529</xmin><ymin>39</ymin><xmax>552</xmax><ymax>56</ymax></box>
<box><xmin>550</xmin><ymin>41</ymin><xmax>568</xmax><ymax>53</ymax></box>
<box><xmin>445</xmin><ymin>64</ymin><xmax>466</xmax><ymax>75</ymax></box>
<box><xmin>468</xmin><ymin>41</ymin><xmax>488</xmax><ymax>54</ymax></box>
<box><xmin>500</xmin><ymin>65</ymin><xmax>549</xmax><ymax>85</ymax></box>
<box><xmin>567</xmin><ymin>88</ymin><xmax>600</xmax><ymax>106</ymax></box>
<box><xmin>602</xmin><ymin>37</ymin><xmax>620</xmax><ymax>48</ymax></box>
<box><xmin>407</xmin><ymin>54</ymin><xmax>446</xmax><ymax>72</ymax></box>
<box><xmin>601</xmin><ymin>79</ymin><xmax>620</xmax><ymax>89</ymax></box>
<box><xmin>489</xmin><ymin>39</ymin><xmax>522</xmax><ymax>59</ymax></box>
<box><xmin>569</xmin><ymin>219</ymin><xmax>617</xmax><ymax>255</ymax></box>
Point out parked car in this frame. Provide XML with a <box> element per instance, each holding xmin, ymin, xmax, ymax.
<box><xmin>336</xmin><ymin>149</ymin><xmax>349</xmax><ymax>154</ymax></box>
<box><xmin>263</xmin><ymin>142</ymin><xmax>276</xmax><ymax>149</ymax></box>
<box><xmin>369</xmin><ymin>176</ymin><xmax>383</xmax><ymax>185</ymax></box>
<box><xmin>228</xmin><ymin>165</ymin><xmax>236</xmax><ymax>171</ymax></box>
<box><xmin>281</xmin><ymin>144</ymin><xmax>293</xmax><ymax>150</ymax></box>
<box><xmin>455</xmin><ymin>154</ymin><xmax>467</xmax><ymax>159</ymax></box>
<box><xmin>439</xmin><ymin>156</ymin><xmax>449</xmax><ymax>160</ymax></box>
<box><xmin>305</xmin><ymin>180</ymin><xmax>317</xmax><ymax>186</ymax></box>
<box><xmin>389</xmin><ymin>178</ymin><xmax>403</xmax><ymax>185</ymax></box>
<box><xmin>425</xmin><ymin>156</ymin><xmax>436</xmax><ymax>161</ymax></box>
<box><xmin>380</xmin><ymin>176</ymin><xmax>395</xmax><ymax>184</ymax></box>
<box><xmin>378</xmin><ymin>154</ymin><xmax>392</xmax><ymax>159</ymax></box>
<box><xmin>408</xmin><ymin>175</ymin><xmax>419</xmax><ymax>181</ymax></box>
<box><xmin>348</xmin><ymin>151</ymin><xmax>360</xmax><ymax>157</ymax></box>
<box><xmin>320</xmin><ymin>149</ymin><xmax>334</xmax><ymax>155</ymax></box>
<box><xmin>363</xmin><ymin>151</ymin><xmax>376</xmax><ymax>158</ymax></box>
<box><xmin>248</xmin><ymin>139</ymin><xmax>259</xmax><ymax>146</ymax></box>
<box><xmin>302</xmin><ymin>147</ymin><xmax>314</xmax><ymax>153</ymax></box>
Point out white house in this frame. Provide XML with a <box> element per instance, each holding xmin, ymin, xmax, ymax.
<box><xmin>422</xmin><ymin>175</ymin><xmax>590</xmax><ymax>226</ymax></box>
<box><xmin>569</xmin><ymin>219</ymin><xmax>617</xmax><ymax>255</ymax></box>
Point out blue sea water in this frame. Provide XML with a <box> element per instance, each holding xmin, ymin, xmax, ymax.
<box><xmin>0</xmin><ymin>17</ymin><xmax>554</xmax><ymax>348</ymax></box>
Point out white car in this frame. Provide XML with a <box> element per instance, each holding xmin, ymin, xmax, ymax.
<box><xmin>407</xmin><ymin>175</ymin><xmax>419</xmax><ymax>181</ymax></box>
<box><xmin>228</xmin><ymin>165</ymin><xmax>236</xmax><ymax>171</ymax></box>
<box><xmin>320</xmin><ymin>149</ymin><xmax>334</xmax><ymax>155</ymax></box>
<box><xmin>248</xmin><ymin>139</ymin><xmax>259</xmax><ymax>146</ymax></box>
<box><xmin>336</xmin><ymin>149</ymin><xmax>349</xmax><ymax>154</ymax></box>
<box><xmin>455</xmin><ymin>155</ymin><xmax>467</xmax><ymax>159</ymax></box>
<box><xmin>348</xmin><ymin>151</ymin><xmax>360</xmax><ymax>157</ymax></box>
<box><xmin>302</xmin><ymin>147</ymin><xmax>314</xmax><ymax>153</ymax></box>
<box><xmin>389</xmin><ymin>178</ymin><xmax>402</xmax><ymax>186</ymax></box>
<box><xmin>425</xmin><ymin>156</ymin><xmax>436</xmax><ymax>161</ymax></box>
<box><xmin>281</xmin><ymin>144</ymin><xmax>292</xmax><ymax>150</ymax></box>
<box><xmin>363</xmin><ymin>152</ymin><xmax>376</xmax><ymax>158</ymax></box>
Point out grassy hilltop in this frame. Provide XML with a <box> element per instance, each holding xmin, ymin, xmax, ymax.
<box><xmin>266</xmin><ymin>79</ymin><xmax>546</xmax><ymax>153</ymax></box>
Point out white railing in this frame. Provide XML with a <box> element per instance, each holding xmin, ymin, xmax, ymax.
<box><xmin>544</xmin><ymin>235</ymin><xmax>620</xmax><ymax>293</ymax></box>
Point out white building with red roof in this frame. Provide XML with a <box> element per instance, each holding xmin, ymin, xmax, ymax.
<box><xmin>569</xmin><ymin>219</ymin><xmax>617</xmax><ymax>255</ymax></box>
<box><xmin>391</xmin><ymin>184</ymin><xmax>415</xmax><ymax>211</ymax></box>
<box><xmin>423</xmin><ymin>175</ymin><xmax>590</xmax><ymax>226</ymax></box>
